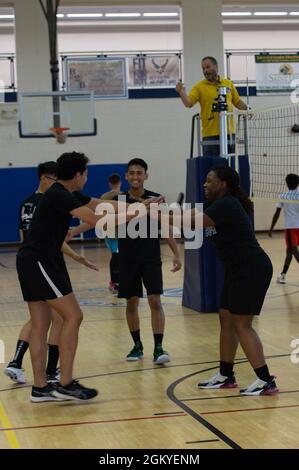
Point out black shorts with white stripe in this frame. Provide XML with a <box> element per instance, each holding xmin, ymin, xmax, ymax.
<box><xmin>16</xmin><ymin>254</ymin><xmax>72</xmax><ymax>302</ymax></box>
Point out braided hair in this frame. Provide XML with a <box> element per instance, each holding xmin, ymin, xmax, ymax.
<box><xmin>211</xmin><ymin>166</ymin><xmax>253</xmax><ymax>215</ymax></box>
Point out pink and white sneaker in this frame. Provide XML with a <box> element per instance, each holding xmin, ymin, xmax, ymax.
<box><xmin>198</xmin><ymin>371</ymin><xmax>238</xmax><ymax>389</ymax></box>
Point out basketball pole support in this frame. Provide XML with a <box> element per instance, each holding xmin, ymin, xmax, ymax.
<box><xmin>39</xmin><ymin>1</ymin><xmax>61</xmax><ymax>127</ymax></box>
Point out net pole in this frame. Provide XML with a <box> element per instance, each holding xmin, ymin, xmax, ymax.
<box><xmin>245</xmin><ymin>55</ymin><xmax>250</xmax><ymax>108</ymax></box>
<box><xmin>196</xmin><ymin>114</ymin><xmax>202</xmax><ymax>156</ymax></box>
<box><xmin>244</xmin><ymin>114</ymin><xmax>249</xmax><ymax>156</ymax></box>
<box><xmin>219</xmin><ymin>86</ymin><xmax>228</xmax><ymax>159</ymax></box>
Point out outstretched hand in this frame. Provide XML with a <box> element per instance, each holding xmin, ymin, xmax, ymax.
<box><xmin>143</xmin><ymin>196</ymin><xmax>166</xmax><ymax>214</ymax></box>
<box><xmin>143</xmin><ymin>196</ymin><xmax>165</xmax><ymax>205</ymax></box>
<box><xmin>77</xmin><ymin>256</ymin><xmax>99</xmax><ymax>271</ymax></box>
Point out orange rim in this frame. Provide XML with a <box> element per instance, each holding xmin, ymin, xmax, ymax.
<box><xmin>50</xmin><ymin>127</ymin><xmax>70</xmax><ymax>135</ymax></box>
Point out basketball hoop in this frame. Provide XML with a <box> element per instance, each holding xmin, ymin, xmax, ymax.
<box><xmin>50</xmin><ymin>127</ymin><xmax>70</xmax><ymax>144</ymax></box>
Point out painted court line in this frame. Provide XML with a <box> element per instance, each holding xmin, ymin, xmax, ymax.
<box><xmin>181</xmin><ymin>389</ymin><xmax>299</xmax><ymax>402</ymax></box>
<box><xmin>201</xmin><ymin>403</ymin><xmax>299</xmax><ymax>415</ymax></box>
<box><xmin>0</xmin><ymin>413</ymin><xmax>186</xmax><ymax>433</ymax></box>
<box><xmin>186</xmin><ymin>439</ymin><xmax>220</xmax><ymax>444</ymax></box>
<box><xmin>0</xmin><ymin>400</ymin><xmax>20</xmax><ymax>448</ymax></box>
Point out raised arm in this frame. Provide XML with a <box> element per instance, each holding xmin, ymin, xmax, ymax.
<box><xmin>86</xmin><ymin>198</ymin><xmax>128</xmax><ymax>213</ymax></box>
<box><xmin>175</xmin><ymin>81</ymin><xmax>193</xmax><ymax>108</ymax></box>
<box><xmin>167</xmin><ymin>207</ymin><xmax>214</xmax><ymax>229</ymax></box>
<box><xmin>69</xmin><ymin>197</ymin><xmax>167</xmax><ymax>239</ymax></box>
<box><xmin>68</xmin><ymin>222</ymin><xmax>93</xmax><ymax>239</ymax></box>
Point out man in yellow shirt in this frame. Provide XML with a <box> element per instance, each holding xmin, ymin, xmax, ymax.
<box><xmin>176</xmin><ymin>56</ymin><xmax>248</xmax><ymax>156</ymax></box>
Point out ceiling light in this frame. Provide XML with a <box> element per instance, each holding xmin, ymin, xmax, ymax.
<box><xmin>0</xmin><ymin>14</ymin><xmax>14</xmax><ymax>18</ymax></box>
<box><xmin>222</xmin><ymin>12</ymin><xmax>252</xmax><ymax>16</ymax></box>
<box><xmin>56</xmin><ymin>14</ymin><xmax>64</xmax><ymax>18</ymax></box>
<box><xmin>67</xmin><ymin>13</ymin><xmax>103</xmax><ymax>18</ymax></box>
<box><xmin>143</xmin><ymin>13</ymin><xmax>179</xmax><ymax>17</ymax></box>
<box><xmin>253</xmin><ymin>12</ymin><xmax>288</xmax><ymax>16</ymax></box>
<box><xmin>105</xmin><ymin>13</ymin><xmax>141</xmax><ymax>18</ymax></box>
<box><xmin>290</xmin><ymin>12</ymin><xmax>299</xmax><ymax>16</ymax></box>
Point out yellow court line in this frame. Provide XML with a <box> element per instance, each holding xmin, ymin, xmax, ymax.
<box><xmin>0</xmin><ymin>400</ymin><xmax>20</xmax><ymax>449</ymax></box>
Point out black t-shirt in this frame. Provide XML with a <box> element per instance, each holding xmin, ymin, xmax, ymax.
<box><xmin>204</xmin><ymin>195</ymin><xmax>264</xmax><ymax>271</ymax></box>
<box><xmin>19</xmin><ymin>192</ymin><xmax>43</xmax><ymax>237</ymax></box>
<box><xmin>18</xmin><ymin>183</ymin><xmax>91</xmax><ymax>266</ymax></box>
<box><xmin>115</xmin><ymin>189</ymin><xmax>161</xmax><ymax>261</ymax></box>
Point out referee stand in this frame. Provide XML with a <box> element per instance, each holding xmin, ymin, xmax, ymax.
<box><xmin>182</xmin><ymin>97</ymin><xmax>251</xmax><ymax>313</ymax></box>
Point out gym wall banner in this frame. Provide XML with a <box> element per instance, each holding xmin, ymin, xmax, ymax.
<box><xmin>128</xmin><ymin>55</ymin><xmax>180</xmax><ymax>88</ymax></box>
<box><xmin>65</xmin><ymin>57</ymin><xmax>128</xmax><ymax>100</ymax></box>
<box><xmin>255</xmin><ymin>54</ymin><xmax>299</xmax><ymax>95</ymax></box>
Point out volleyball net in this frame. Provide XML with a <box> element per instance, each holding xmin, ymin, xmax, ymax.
<box><xmin>236</xmin><ymin>103</ymin><xmax>299</xmax><ymax>202</ymax></box>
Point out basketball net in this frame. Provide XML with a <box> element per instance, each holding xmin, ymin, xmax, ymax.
<box><xmin>50</xmin><ymin>127</ymin><xmax>70</xmax><ymax>144</ymax></box>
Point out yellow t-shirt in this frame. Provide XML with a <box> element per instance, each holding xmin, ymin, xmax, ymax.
<box><xmin>188</xmin><ymin>77</ymin><xmax>241</xmax><ymax>138</ymax></box>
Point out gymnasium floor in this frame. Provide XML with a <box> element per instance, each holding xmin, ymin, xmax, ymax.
<box><xmin>0</xmin><ymin>235</ymin><xmax>298</xmax><ymax>449</ymax></box>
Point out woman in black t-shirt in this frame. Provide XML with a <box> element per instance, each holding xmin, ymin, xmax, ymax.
<box><xmin>191</xmin><ymin>167</ymin><xmax>278</xmax><ymax>396</ymax></box>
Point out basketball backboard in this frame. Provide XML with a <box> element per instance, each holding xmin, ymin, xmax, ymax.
<box><xmin>18</xmin><ymin>90</ymin><xmax>97</xmax><ymax>138</ymax></box>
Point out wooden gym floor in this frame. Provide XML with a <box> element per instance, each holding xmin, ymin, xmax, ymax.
<box><xmin>0</xmin><ymin>235</ymin><xmax>298</xmax><ymax>449</ymax></box>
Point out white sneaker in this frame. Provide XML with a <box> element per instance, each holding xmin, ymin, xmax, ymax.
<box><xmin>198</xmin><ymin>371</ymin><xmax>237</xmax><ymax>389</ymax></box>
<box><xmin>276</xmin><ymin>273</ymin><xmax>286</xmax><ymax>284</ymax></box>
<box><xmin>153</xmin><ymin>346</ymin><xmax>170</xmax><ymax>365</ymax></box>
<box><xmin>4</xmin><ymin>365</ymin><xmax>26</xmax><ymax>384</ymax></box>
<box><xmin>240</xmin><ymin>376</ymin><xmax>279</xmax><ymax>396</ymax></box>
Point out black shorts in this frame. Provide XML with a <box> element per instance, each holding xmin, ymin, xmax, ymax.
<box><xmin>16</xmin><ymin>255</ymin><xmax>72</xmax><ymax>302</ymax></box>
<box><xmin>220</xmin><ymin>253</ymin><xmax>273</xmax><ymax>315</ymax></box>
<box><xmin>118</xmin><ymin>258</ymin><xmax>163</xmax><ymax>299</ymax></box>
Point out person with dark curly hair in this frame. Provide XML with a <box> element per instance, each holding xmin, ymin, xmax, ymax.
<box><xmin>195</xmin><ymin>166</ymin><xmax>277</xmax><ymax>395</ymax></box>
<box><xmin>160</xmin><ymin>166</ymin><xmax>278</xmax><ymax>396</ymax></box>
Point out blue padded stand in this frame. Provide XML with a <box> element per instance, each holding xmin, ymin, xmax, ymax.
<box><xmin>182</xmin><ymin>155</ymin><xmax>250</xmax><ymax>313</ymax></box>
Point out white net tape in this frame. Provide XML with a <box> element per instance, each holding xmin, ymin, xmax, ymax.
<box><xmin>236</xmin><ymin>104</ymin><xmax>299</xmax><ymax>202</ymax></box>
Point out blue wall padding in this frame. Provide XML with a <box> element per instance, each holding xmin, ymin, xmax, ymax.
<box><xmin>0</xmin><ymin>163</ymin><xmax>128</xmax><ymax>243</ymax></box>
<box><xmin>238</xmin><ymin>154</ymin><xmax>251</xmax><ymax>199</ymax></box>
<box><xmin>182</xmin><ymin>155</ymin><xmax>250</xmax><ymax>313</ymax></box>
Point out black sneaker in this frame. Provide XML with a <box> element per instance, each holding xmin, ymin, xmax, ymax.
<box><xmin>31</xmin><ymin>384</ymin><xmax>66</xmax><ymax>403</ymax></box>
<box><xmin>52</xmin><ymin>380</ymin><xmax>98</xmax><ymax>401</ymax></box>
<box><xmin>126</xmin><ymin>343</ymin><xmax>144</xmax><ymax>361</ymax></box>
<box><xmin>47</xmin><ymin>368</ymin><xmax>60</xmax><ymax>383</ymax></box>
